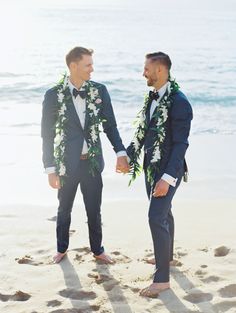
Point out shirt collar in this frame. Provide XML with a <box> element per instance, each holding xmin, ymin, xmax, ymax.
<box><xmin>68</xmin><ymin>79</ymin><xmax>86</xmax><ymax>93</ymax></box>
<box><xmin>154</xmin><ymin>82</ymin><xmax>169</xmax><ymax>100</ymax></box>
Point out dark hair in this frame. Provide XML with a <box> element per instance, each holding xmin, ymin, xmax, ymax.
<box><xmin>146</xmin><ymin>52</ymin><xmax>172</xmax><ymax>70</ymax></box>
<box><xmin>66</xmin><ymin>46</ymin><xmax>93</xmax><ymax>67</ymax></box>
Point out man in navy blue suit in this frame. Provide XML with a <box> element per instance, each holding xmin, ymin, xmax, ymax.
<box><xmin>127</xmin><ymin>52</ymin><xmax>193</xmax><ymax>297</ymax></box>
<box><xmin>41</xmin><ymin>46</ymin><xmax>129</xmax><ymax>264</ymax></box>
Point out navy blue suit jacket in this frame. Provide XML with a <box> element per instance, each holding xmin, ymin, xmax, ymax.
<box><xmin>41</xmin><ymin>81</ymin><xmax>125</xmax><ymax>175</ymax></box>
<box><xmin>128</xmin><ymin>90</ymin><xmax>193</xmax><ymax>181</ymax></box>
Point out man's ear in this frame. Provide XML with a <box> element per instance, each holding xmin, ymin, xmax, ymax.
<box><xmin>158</xmin><ymin>64</ymin><xmax>165</xmax><ymax>73</ymax></box>
<box><xmin>69</xmin><ymin>62</ymin><xmax>77</xmax><ymax>71</ymax></box>
<box><xmin>155</xmin><ymin>64</ymin><xmax>161</xmax><ymax>74</ymax></box>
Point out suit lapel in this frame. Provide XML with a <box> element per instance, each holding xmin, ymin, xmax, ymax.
<box><xmin>150</xmin><ymin>105</ymin><xmax>158</xmax><ymax>123</ymax></box>
<box><xmin>146</xmin><ymin>98</ymin><xmax>153</xmax><ymax>125</ymax></box>
<box><xmin>84</xmin><ymin>96</ymin><xmax>90</xmax><ymax>132</ymax></box>
<box><xmin>65</xmin><ymin>88</ymin><xmax>83</xmax><ymax>130</ymax></box>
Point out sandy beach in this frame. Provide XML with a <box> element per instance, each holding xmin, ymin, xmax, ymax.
<box><xmin>0</xmin><ymin>132</ymin><xmax>236</xmax><ymax>313</ymax></box>
<box><xmin>0</xmin><ymin>0</ymin><xmax>236</xmax><ymax>311</ymax></box>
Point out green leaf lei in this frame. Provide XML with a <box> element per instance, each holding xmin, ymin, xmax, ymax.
<box><xmin>129</xmin><ymin>79</ymin><xmax>180</xmax><ymax>187</ymax></box>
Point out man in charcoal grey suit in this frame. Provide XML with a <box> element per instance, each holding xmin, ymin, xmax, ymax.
<box><xmin>41</xmin><ymin>46</ymin><xmax>129</xmax><ymax>264</ymax></box>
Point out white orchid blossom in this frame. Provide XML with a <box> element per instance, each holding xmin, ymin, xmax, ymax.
<box><xmin>151</xmin><ymin>145</ymin><xmax>161</xmax><ymax>163</ymax></box>
<box><xmin>59</xmin><ymin>164</ymin><xmax>66</xmax><ymax>176</ymax></box>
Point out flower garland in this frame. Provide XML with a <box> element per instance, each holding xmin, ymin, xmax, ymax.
<box><xmin>129</xmin><ymin>79</ymin><xmax>180</xmax><ymax>187</ymax></box>
<box><xmin>85</xmin><ymin>82</ymin><xmax>104</xmax><ymax>175</ymax></box>
<box><xmin>54</xmin><ymin>74</ymin><xmax>104</xmax><ymax>183</ymax></box>
<box><xmin>54</xmin><ymin>74</ymin><xmax>69</xmax><ymax>179</ymax></box>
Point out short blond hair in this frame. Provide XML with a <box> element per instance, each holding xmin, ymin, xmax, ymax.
<box><xmin>66</xmin><ymin>46</ymin><xmax>93</xmax><ymax>67</ymax></box>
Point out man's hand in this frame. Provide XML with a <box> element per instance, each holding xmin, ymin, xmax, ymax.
<box><xmin>152</xmin><ymin>179</ymin><xmax>170</xmax><ymax>197</ymax></box>
<box><xmin>116</xmin><ymin>156</ymin><xmax>130</xmax><ymax>174</ymax></box>
<box><xmin>48</xmin><ymin>173</ymin><xmax>61</xmax><ymax>189</ymax></box>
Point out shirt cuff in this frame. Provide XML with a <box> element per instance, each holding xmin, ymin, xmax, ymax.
<box><xmin>161</xmin><ymin>173</ymin><xmax>178</xmax><ymax>187</ymax></box>
<box><xmin>45</xmin><ymin>167</ymin><xmax>56</xmax><ymax>174</ymax></box>
<box><xmin>116</xmin><ymin>150</ymin><xmax>127</xmax><ymax>157</ymax></box>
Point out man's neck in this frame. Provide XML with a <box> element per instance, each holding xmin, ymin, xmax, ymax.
<box><xmin>153</xmin><ymin>79</ymin><xmax>168</xmax><ymax>91</ymax></box>
<box><xmin>69</xmin><ymin>75</ymin><xmax>84</xmax><ymax>90</ymax></box>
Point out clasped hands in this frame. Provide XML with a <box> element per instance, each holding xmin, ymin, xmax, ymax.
<box><xmin>116</xmin><ymin>156</ymin><xmax>130</xmax><ymax>174</ymax></box>
<box><xmin>115</xmin><ymin>157</ymin><xmax>169</xmax><ymax>197</ymax></box>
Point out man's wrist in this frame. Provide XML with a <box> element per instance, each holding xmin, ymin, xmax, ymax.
<box><xmin>45</xmin><ymin>167</ymin><xmax>56</xmax><ymax>174</ymax></box>
<box><xmin>116</xmin><ymin>150</ymin><xmax>127</xmax><ymax>158</ymax></box>
<box><xmin>161</xmin><ymin>173</ymin><xmax>177</xmax><ymax>187</ymax></box>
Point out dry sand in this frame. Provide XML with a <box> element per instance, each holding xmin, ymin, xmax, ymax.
<box><xmin>0</xmin><ymin>134</ymin><xmax>236</xmax><ymax>313</ymax></box>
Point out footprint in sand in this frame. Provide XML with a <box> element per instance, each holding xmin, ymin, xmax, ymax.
<box><xmin>50</xmin><ymin>308</ymin><xmax>100</xmax><ymax>313</ymax></box>
<box><xmin>218</xmin><ymin>284</ymin><xmax>236</xmax><ymax>298</ymax></box>
<box><xmin>73</xmin><ymin>253</ymin><xmax>84</xmax><ymax>263</ymax></box>
<box><xmin>198</xmin><ymin>247</ymin><xmax>209</xmax><ymax>253</ymax></box>
<box><xmin>0</xmin><ymin>290</ymin><xmax>31</xmax><ymax>302</ymax></box>
<box><xmin>143</xmin><ymin>250</ymin><xmax>183</xmax><ymax>267</ymax></box>
<box><xmin>213</xmin><ymin>300</ymin><xmax>236</xmax><ymax>313</ymax></box>
<box><xmin>183</xmin><ymin>292</ymin><xmax>213</xmax><ymax>304</ymax></box>
<box><xmin>71</xmin><ymin>246</ymin><xmax>91</xmax><ymax>254</ymax></box>
<box><xmin>15</xmin><ymin>255</ymin><xmax>42</xmax><ymax>265</ymax></box>
<box><xmin>123</xmin><ymin>284</ymin><xmax>140</xmax><ymax>293</ymax></box>
<box><xmin>50</xmin><ymin>309</ymin><xmax>85</xmax><ymax>313</ymax></box>
<box><xmin>111</xmin><ymin>251</ymin><xmax>132</xmax><ymax>264</ymax></box>
<box><xmin>88</xmin><ymin>272</ymin><xmax>111</xmax><ymax>283</ymax></box>
<box><xmin>142</xmin><ymin>253</ymin><xmax>154</xmax><ymax>263</ymax></box>
<box><xmin>201</xmin><ymin>275</ymin><xmax>222</xmax><ymax>283</ymax></box>
<box><xmin>47</xmin><ymin>216</ymin><xmax>57</xmax><ymax>222</ymax></box>
<box><xmin>35</xmin><ymin>249</ymin><xmax>51</xmax><ymax>255</ymax></box>
<box><xmin>15</xmin><ymin>255</ymin><xmax>52</xmax><ymax>266</ymax></box>
<box><xmin>47</xmin><ymin>300</ymin><xmax>62</xmax><ymax>307</ymax></box>
<box><xmin>69</xmin><ymin>229</ymin><xmax>76</xmax><ymax>237</ymax></box>
<box><xmin>59</xmin><ymin>289</ymin><xmax>96</xmax><ymax>300</ymax></box>
<box><xmin>144</xmin><ymin>255</ymin><xmax>183</xmax><ymax>267</ymax></box>
<box><xmin>88</xmin><ymin>273</ymin><xmax>119</xmax><ymax>291</ymax></box>
<box><xmin>90</xmin><ymin>305</ymin><xmax>100</xmax><ymax>312</ymax></box>
<box><xmin>72</xmin><ymin>247</ymin><xmax>90</xmax><ymax>263</ymax></box>
<box><xmin>174</xmin><ymin>247</ymin><xmax>188</xmax><ymax>258</ymax></box>
<box><xmin>144</xmin><ymin>252</ymin><xmax>154</xmax><ymax>258</ymax></box>
<box><xmin>175</xmin><ymin>247</ymin><xmax>188</xmax><ymax>255</ymax></box>
<box><xmin>195</xmin><ymin>269</ymin><xmax>207</xmax><ymax>278</ymax></box>
<box><xmin>214</xmin><ymin>246</ymin><xmax>230</xmax><ymax>257</ymax></box>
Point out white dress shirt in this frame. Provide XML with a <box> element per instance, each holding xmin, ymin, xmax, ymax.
<box><xmin>68</xmin><ymin>80</ymin><xmax>88</xmax><ymax>154</ymax></box>
<box><xmin>150</xmin><ymin>82</ymin><xmax>177</xmax><ymax>187</ymax></box>
<box><xmin>45</xmin><ymin>80</ymin><xmax>126</xmax><ymax>174</ymax></box>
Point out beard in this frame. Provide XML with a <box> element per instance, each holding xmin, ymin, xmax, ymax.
<box><xmin>145</xmin><ymin>75</ymin><xmax>157</xmax><ymax>87</ymax></box>
<box><xmin>146</xmin><ymin>78</ymin><xmax>154</xmax><ymax>86</ymax></box>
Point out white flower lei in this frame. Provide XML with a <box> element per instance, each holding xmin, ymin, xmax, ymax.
<box><xmin>129</xmin><ymin>79</ymin><xmax>180</xmax><ymax>186</ymax></box>
<box><xmin>54</xmin><ymin>74</ymin><xmax>104</xmax><ymax>182</ymax></box>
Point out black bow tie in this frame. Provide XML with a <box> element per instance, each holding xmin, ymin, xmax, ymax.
<box><xmin>73</xmin><ymin>88</ymin><xmax>86</xmax><ymax>99</ymax></box>
<box><xmin>149</xmin><ymin>90</ymin><xmax>160</xmax><ymax>101</ymax></box>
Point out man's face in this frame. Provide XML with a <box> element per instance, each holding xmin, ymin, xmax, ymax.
<box><xmin>71</xmin><ymin>54</ymin><xmax>94</xmax><ymax>81</ymax></box>
<box><xmin>143</xmin><ymin>59</ymin><xmax>158</xmax><ymax>87</ymax></box>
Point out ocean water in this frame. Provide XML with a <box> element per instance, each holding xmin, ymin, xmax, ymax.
<box><xmin>0</xmin><ymin>0</ymin><xmax>236</xmax><ymax>137</ymax></box>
